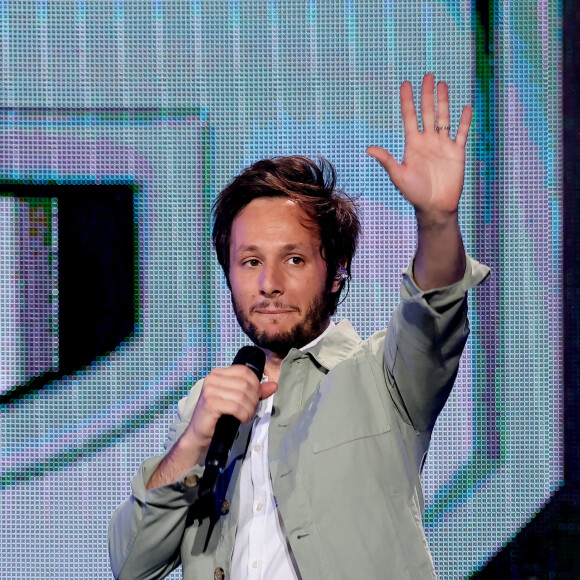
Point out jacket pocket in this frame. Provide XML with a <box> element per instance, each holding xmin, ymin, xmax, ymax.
<box><xmin>306</xmin><ymin>355</ymin><xmax>391</xmax><ymax>453</ymax></box>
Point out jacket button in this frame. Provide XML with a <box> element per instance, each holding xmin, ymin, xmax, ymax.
<box><xmin>214</xmin><ymin>567</ymin><xmax>225</xmax><ymax>579</ymax></box>
<box><xmin>184</xmin><ymin>473</ymin><xmax>199</xmax><ymax>487</ymax></box>
<box><xmin>220</xmin><ymin>499</ymin><xmax>230</xmax><ymax>515</ymax></box>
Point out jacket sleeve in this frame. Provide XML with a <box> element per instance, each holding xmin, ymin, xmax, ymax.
<box><xmin>383</xmin><ymin>254</ymin><xmax>490</xmax><ymax>432</ymax></box>
<box><xmin>108</xmin><ymin>380</ymin><xmax>204</xmax><ymax>580</ymax></box>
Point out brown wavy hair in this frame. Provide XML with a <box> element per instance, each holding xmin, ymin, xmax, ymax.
<box><xmin>212</xmin><ymin>155</ymin><xmax>360</xmax><ymax>315</ymax></box>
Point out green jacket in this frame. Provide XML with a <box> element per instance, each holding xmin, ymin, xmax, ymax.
<box><xmin>109</xmin><ymin>256</ymin><xmax>489</xmax><ymax>580</ymax></box>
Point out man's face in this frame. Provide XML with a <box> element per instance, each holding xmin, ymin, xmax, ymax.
<box><xmin>228</xmin><ymin>197</ymin><xmax>341</xmax><ymax>357</ymax></box>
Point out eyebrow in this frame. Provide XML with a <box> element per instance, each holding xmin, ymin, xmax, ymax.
<box><xmin>235</xmin><ymin>243</ymin><xmax>311</xmax><ymax>254</ymax></box>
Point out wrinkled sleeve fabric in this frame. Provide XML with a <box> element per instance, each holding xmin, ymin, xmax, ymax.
<box><xmin>383</xmin><ymin>255</ymin><xmax>490</xmax><ymax>432</ymax></box>
<box><xmin>108</xmin><ymin>380</ymin><xmax>204</xmax><ymax>580</ymax></box>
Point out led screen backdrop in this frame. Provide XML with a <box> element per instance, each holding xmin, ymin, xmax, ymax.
<box><xmin>0</xmin><ymin>1</ymin><xmax>561</xmax><ymax>579</ymax></box>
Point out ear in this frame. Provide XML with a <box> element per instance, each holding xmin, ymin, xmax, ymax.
<box><xmin>331</xmin><ymin>261</ymin><xmax>349</xmax><ymax>293</ymax></box>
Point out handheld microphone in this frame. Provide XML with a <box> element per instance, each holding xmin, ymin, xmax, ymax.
<box><xmin>198</xmin><ymin>345</ymin><xmax>266</xmax><ymax>500</ymax></box>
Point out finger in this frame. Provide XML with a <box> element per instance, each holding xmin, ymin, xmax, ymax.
<box><xmin>203</xmin><ymin>368</ymin><xmax>261</xmax><ymax>404</ymax></box>
<box><xmin>366</xmin><ymin>146</ymin><xmax>403</xmax><ymax>186</ymax></box>
<box><xmin>435</xmin><ymin>81</ymin><xmax>450</xmax><ymax>134</ymax></box>
<box><xmin>455</xmin><ymin>105</ymin><xmax>472</xmax><ymax>148</ymax></box>
<box><xmin>421</xmin><ymin>73</ymin><xmax>436</xmax><ymax>133</ymax></box>
<box><xmin>228</xmin><ymin>363</ymin><xmax>263</xmax><ymax>381</ymax></box>
<box><xmin>208</xmin><ymin>396</ymin><xmax>256</xmax><ymax>423</ymax></box>
<box><xmin>200</xmin><ymin>381</ymin><xmax>259</xmax><ymax>424</ymax></box>
<box><xmin>260</xmin><ymin>381</ymin><xmax>278</xmax><ymax>400</ymax></box>
<box><xmin>209</xmin><ymin>365</ymin><xmax>261</xmax><ymax>387</ymax></box>
<box><xmin>400</xmin><ymin>81</ymin><xmax>418</xmax><ymax>137</ymax></box>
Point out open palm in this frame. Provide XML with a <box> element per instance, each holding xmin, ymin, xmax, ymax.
<box><xmin>367</xmin><ymin>73</ymin><xmax>472</xmax><ymax>217</ymax></box>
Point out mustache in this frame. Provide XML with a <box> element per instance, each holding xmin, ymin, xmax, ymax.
<box><xmin>251</xmin><ymin>300</ymin><xmax>300</xmax><ymax>312</ymax></box>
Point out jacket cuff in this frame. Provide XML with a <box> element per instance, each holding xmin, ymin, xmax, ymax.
<box><xmin>401</xmin><ymin>254</ymin><xmax>490</xmax><ymax>316</ymax></box>
<box><xmin>131</xmin><ymin>454</ymin><xmax>204</xmax><ymax>507</ymax></box>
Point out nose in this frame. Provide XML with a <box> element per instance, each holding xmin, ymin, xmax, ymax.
<box><xmin>259</xmin><ymin>262</ymin><xmax>284</xmax><ymax>297</ymax></box>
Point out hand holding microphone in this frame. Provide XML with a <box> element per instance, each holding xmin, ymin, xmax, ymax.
<box><xmin>188</xmin><ymin>346</ymin><xmax>277</xmax><ymax>457</ymax></box>
<box><xmin>189</xmin><ymin>347</ymin><xmax>276</xmax><ymax>548</ymax></box>
<box><xmin>146</xmin><ymin>347</ymin><xmax>276</xmax><ymax>493</ymax></box>
<box><xmin>198</xmin><ymin>346</ymin><xmax>269</xmax><ymax>497</ymax></box>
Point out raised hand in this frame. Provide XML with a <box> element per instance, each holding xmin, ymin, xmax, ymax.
<box><xmin>366</xmin><ymin>73</ymin><xmax>472</xmax><ymax>220</ymax></box>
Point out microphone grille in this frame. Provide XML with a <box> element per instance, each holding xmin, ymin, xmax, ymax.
<box><xmin>232</xmin><ymin>346</ymin><xmax>266</xmax><ymax>380</ymax></box>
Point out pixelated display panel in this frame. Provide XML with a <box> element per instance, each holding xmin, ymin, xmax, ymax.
<box><xmin>0</xmin><ymin>1</ymin><xmax>561</xmax><ymax>579</ymax></box>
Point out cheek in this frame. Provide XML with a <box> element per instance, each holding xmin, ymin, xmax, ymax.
<box><xmin>228</xmin><ymin>276</ymin><xmax>244</xmax><ymax>302</ymax></box>
<box><xmin>295</xmin><ymin>272</ymin><xmax>329</xmax><ymax>302</ymax></box>
<box><xmin>290</xmin><ymin>269</ymin><xmax>324</xmax><ymax>290</ymax></box>
<box><xmin>229</xmin><ymin>273</ymin><xmax>258</xmax><ymax>303</ymax></box>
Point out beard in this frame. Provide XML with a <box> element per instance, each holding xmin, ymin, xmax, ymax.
<box><xmin>232</xmin><ymin>290</ymin><xmax>332</xmax><ymax>358</ymax></box>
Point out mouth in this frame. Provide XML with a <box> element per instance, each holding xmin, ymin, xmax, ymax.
<box><xmin>252</xmin><ymin>303</ymin><xmax>299</xmax><ymax>316</ymax></box>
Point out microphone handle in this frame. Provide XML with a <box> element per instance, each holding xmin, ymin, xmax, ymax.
<box><xmin>204</xmin><ymin>414</ymin><xmax>241</xmax><ymax>469</ymax></box>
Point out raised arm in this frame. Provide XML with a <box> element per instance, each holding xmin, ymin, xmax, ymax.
<box><xmin>367</xmin><ymin>73</ymin><xmax>472</xmax><ymax>290</ymax></box>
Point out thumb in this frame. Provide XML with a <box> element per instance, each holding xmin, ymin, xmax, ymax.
<box><xmin>366</xmin><ymin>145</ymin><xmax>402</xmax><ymax>184</ymax></box>
<box><xmin>260</xmin><ymin>381</ymin><xmax>278</xmax><ymax>400</ymax></box>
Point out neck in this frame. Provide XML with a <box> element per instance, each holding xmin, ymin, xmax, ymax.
<box><xmin>263</xmin><ymin>350</ymin><xmax>284</xmax><ymax>383</ymax></box>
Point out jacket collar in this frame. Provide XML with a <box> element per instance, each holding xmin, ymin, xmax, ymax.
<box><xmin>300</xmin><ymin>319</ymin><xmax>362</xmax><ymax>372</ymax></box>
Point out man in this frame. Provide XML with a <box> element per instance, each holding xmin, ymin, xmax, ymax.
<box><xmin>109</xmin><ymin>74</ymin><xmax>489</xmax><ymax>579</ymax></box>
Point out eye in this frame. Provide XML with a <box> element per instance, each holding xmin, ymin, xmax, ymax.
<box><xmin>288</xmin><ymin>256</ymin><xmax>304</xmax><ymax>265</ymax></box>
<box><xmin>242</xmin><ymin>258</ymin><xmax>261</xmax><ymax>268</ymax></box>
